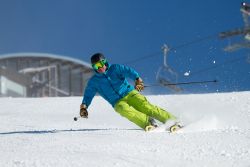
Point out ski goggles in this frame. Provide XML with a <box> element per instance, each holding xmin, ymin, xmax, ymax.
<box><xmin>92</xmin><ymin>59</ymin><xmax>107</xmax><ymax>70</ymax></box>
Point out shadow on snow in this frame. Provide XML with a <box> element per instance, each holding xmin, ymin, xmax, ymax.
<box><xmin>0</xmin><ymin>128</ymin><xmax>141</xmax><ymax>135</ymax></box>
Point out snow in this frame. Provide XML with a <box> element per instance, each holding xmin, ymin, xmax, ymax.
<box><xmin>0</xmin><ymin>91</ymin><xmax>250</xmax><ymax>167</ymax></box>
<box><xmin>184</xmin><ymin>71</ymin><xmax>191</xmax><ymax>76</ymax></box>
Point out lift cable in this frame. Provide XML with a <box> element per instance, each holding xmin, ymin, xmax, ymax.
<box><xmin>188</xmin><ymin>54</ymin><xmax>249</xmax><ymax>77</ymax></box>
<box><xmin>123</xmin><ymin>33</ymin><xmax>218</xmax><ymax>65</ymax></box>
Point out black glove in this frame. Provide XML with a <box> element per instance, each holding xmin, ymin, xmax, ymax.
<box><xmin>134</xmin><ymin>77</ymin><xmax>144</xmax><ymax>92</ymax></box>
<box><xmin>80</xmin><ymin>104</ymin><xmax>88</xmax><ymax>118</ymax></box>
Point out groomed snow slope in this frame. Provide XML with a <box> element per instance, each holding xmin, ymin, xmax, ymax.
<box><xmin>0</xmin><ymin>91</ymin><xmax>250</xmax><ymax>167</ymax></box>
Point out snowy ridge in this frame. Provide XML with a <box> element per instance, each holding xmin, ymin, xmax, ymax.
<box><xmin>0</xmin><ymin>91</ymin><xmax>250</xmax><ymax>166</ymax></box>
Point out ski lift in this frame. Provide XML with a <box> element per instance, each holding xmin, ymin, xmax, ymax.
<box><xmin>247</xmin><ymin>55</ymin><xmax>250</xmax><ymax>64</ymax></box>
<box><xmin>220</xmin><ymin>2</ymin><xmax>250</xmax><ymax>52</ymax></box>
<box><xmin>241</xmin><ymin>2</ymin><xmax>250</xmax><ymax>17</ymax></box>
<box><xmin>156</xmin><ymin>44</ymin><xmax>182</xmax><ymax>92</ymax></box>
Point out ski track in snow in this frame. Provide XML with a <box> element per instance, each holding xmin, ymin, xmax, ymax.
<box><xmin>0</xmin><ymin>92</ymin><xmax>250</xmax><ymax>167</ymax></box>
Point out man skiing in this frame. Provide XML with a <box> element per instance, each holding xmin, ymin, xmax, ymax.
<box><xmin>80</xmin><ymin>53</ymin><xmax>178</xmax><ymax>131</ymax></box>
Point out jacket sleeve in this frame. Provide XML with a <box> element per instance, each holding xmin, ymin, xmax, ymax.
<box><xmin>81</xmin><ymin>79</ymin><xmax>97</xmax><ymax>107</ymax></box>
<box><xmin>117</xmin><ymin>64</ymin><xmax>140</xmax><ymax>80</ymax></box>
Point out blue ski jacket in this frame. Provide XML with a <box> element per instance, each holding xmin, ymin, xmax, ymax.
<box><xmin>82</xmin><ymin>63</ymin><xmax>140</xmax><ymax>107</ymax></box>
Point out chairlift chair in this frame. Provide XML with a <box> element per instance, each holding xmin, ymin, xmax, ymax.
<box><xmin>220</xmin><ymin>2</ymin><xmax>250</xmax><ymax>52</ymax></box>
<box><xmin>156</xmin><ymin>44</ymin><xmax>182</xmax><ymax>92</ymax></box>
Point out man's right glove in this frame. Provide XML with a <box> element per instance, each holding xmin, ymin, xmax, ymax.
<box><xmin>134</xmin><ymin>77</ymin><xmax>144</xmax><ymax>92</ymax></box>
<box><xmin>80</xmin><ymin>104</ymin><xmax>88</xmax><ymax>118</ymax></box>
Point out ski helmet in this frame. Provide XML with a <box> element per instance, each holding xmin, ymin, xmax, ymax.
<box><xmin>91</xmin><ymin>53</ymin><xmax>106</xmax><ymax>64</ymax></box>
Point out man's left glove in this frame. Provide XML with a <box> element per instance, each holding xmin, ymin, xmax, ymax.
<box><xmin>134</xmin><ymin>77</ymin><xmax>144</xmax><ymax>92</ymax></box>
<box><xmin>80</xmin><ymin>104</ymin><xmax>88</xmax><ymax>118</ymax></box>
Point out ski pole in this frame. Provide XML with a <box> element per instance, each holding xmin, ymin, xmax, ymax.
<box><xmin>144</xmin><ymin>79</ymin><xmax>218</xmax><ymax>87</ymax></box>
<box><xmin>73</xmin><ymin>116</ymin><xmax>80</xmax><ymax>121</ymax></box>
<box><xmin>73</xmin><ymin>115</ymin><xmax>88</xmax><ymax>121</ymax></box>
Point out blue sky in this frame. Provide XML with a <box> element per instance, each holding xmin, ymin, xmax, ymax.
<box><xmin>0</xmin><ymin>0</ymin><xmax>249</xmax><ymax>94</ymax></box>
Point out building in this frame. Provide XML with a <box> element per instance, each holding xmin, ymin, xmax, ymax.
<box><xmin>0</xmin><ymin>53</ymin><xmax>93</xmax><ymax>97</ymax></box>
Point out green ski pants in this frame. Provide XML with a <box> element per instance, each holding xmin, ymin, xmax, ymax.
<box><xmin>114</xmin><ymin>90</ymin><xmax>176</xmax><ymax>130</ymax></box>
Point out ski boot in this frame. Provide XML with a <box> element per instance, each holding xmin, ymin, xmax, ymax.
<box><xmin>145</xmin><ymin>125</ymin><xmax>156</xmax><ymax>132</ymax></box>
<box><xmin>169</xmin><ymin>123</ymin><xmax>183</xmax><ymax>133</ymax></box>
<box><xmin>149</xmin><ymin>117</ymin><xmax>158</xmax><ymax>127</ymax></box>
<box><xmin>145</xmin><ymin>117</ymin><xmax>158</xmax><ymax>132</ymax></box>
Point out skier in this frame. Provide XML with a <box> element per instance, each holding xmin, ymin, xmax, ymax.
<box><xmin>80</xmin><ymin>53</ymin><xmax>178</xmax><ymax>131</ymax></box>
